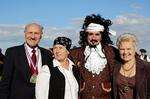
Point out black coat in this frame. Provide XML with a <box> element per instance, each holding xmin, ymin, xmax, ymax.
<box><xmin>112</xmin><ymin>58</ymin><xmax>150</xmax><ymax>99</ymax></box>
<box><xmin>0</xmin><ymin>44</ymin><xmax>53</xmax><ymax>99</ymax></box>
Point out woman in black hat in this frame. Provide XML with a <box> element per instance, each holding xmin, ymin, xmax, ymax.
<box><xmin>36</xmin><ymin>37</ymin><xmax>81</xmax><ymax>99</ymax></box>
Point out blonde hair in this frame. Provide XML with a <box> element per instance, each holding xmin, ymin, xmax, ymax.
<box><xmin>116</xmin><ymin>33</ymin><xmax>138</xmax><ymax>48</ymax></box>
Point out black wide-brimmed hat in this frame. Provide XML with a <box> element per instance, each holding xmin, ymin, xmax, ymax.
<box><xmin>140</xmin><ymin>49</ymin><xmax>147</xmax><ymax>53</ymax></box>
<box><xmin>53</xmin><ymin>37</ymin><xmax>72</xmax><ymax>51</ymax></box>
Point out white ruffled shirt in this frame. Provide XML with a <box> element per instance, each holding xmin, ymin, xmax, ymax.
<box><xmin>84</xmin><ymin>43</ymin><xmax>107</xmax><ymax>74</ymax></box>
<box><xmin>36</xmin><ymin>58</ymin><xmax>79</xmax><ymax>99</ymax></box>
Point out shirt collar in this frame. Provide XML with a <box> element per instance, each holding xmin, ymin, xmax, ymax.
<box><xmin>86</xmin><ymin>43</ymin><xmax>102</xmax><ymax>52</ymax></box>
<box><xmin>25</xmin><ymin>43</ymin><xmax>38</xmax><ymax>54</ymax></box>
<box><xmin>95</xmin><ymin>43</ymin><xmax>102</xmax><ymax>51</ymax></box>
<box><xmin>53</xmin><ymin>58</ymin><xmax>74</xmax><ymax>69</ymax></box>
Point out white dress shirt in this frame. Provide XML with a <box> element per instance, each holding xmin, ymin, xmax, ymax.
<box><xmin>24</xmin><ymin>43</ymin><xmax>42</xmax><ymax>73</ymax></box>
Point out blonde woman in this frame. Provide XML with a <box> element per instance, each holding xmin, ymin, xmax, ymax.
<box><xmin>112</xmin><ymin>33</ymin><xmax>150</xmax><ymax>99</ymax></box>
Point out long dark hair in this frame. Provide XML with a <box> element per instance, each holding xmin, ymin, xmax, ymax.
<box><xmin>78</xmin><ymin>14</ymin><xmax>113</xmax><ymax>47</ymax></box>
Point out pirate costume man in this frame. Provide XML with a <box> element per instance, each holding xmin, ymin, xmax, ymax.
<box><xmin>70</xmin><ymin>14</ymin><xmax>119</xmax><ymax>99</ymax></box>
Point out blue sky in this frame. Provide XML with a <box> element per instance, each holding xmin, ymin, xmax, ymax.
<box><xmin>0</xmin><ymin>0</ymin><xmax>150</xmax><ymax>55</ymax></box>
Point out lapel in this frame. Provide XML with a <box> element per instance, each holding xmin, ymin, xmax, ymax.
<box><xmin>38</xmin><ymin>47</ymin><xmax>45</xmax><ymax>66</ymax></box>
<box><xmin>103</xmin><ymin>45</ymin><xmax>117</xmax><ymax>65</ymax></box>
<box><xmin>135</xmin><ymin>59</ymin><xmax>146</xmax><ymax>92</ymax></box>
<box><xmin>79</xmin><ymin>48</ymin><xmax>85</xmax><ymax>66</ymax></box>
<box><xmin>113</xmin><ymin>62</ymin><xmax>121</xmax><ymax>80</ymax></box>
<box><xmin>39</xmin><ymin>47</ymin><xmax>53</xmax><ymax>68</ymax></box>
<box><xmin>75</xmin><ymin>47</ymin><xmax>85</xmax><ymax>67</ymax></box>
<box><xmin>72</xmin><ymin>65</ymin><xmax>80</xmax><ymax>84</ymax></box>
<box><xmin>18</xmin><ymin>44</ymin><xmax>32</xmax><ymax>81</ymax></box>
<box><xmin>19</xmin><ymin>45</ymin><xmax>47</xmax><ymax>82</ymax></box>
<box><xmin>113</xmin><ymin>62</ymin><xmax>121</xmax><ymax>98</ymax></box>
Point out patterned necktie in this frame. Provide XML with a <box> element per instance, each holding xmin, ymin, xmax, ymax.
<box><xmin>31</xmin><ymin>49</ymin><xmax>36</xmax><ymax>66</ymax></box>
<box><xmin>31</xmin><ymin>49</ymin><xmax>38</xmax><ymax>74</ymax></box>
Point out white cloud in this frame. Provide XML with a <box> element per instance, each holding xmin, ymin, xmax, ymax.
<box><xmin>1</xmin><ymin>14</ymin><xmax>150</xmax><ymax>55</ymax></box>
<box><xmin>114</xmin><ymin>13</ymin><xmax>150</xmax><ymax>25</ymax></box>
<box><xmin>130</xmin><ymin>3</ymin><xmax>143</xmax><ymax>10</ymax></box>
<box><xmin>70</xmin><ymin>17</ymin><xmax>83</xmax><ymax>28</ymax></box>
<box><xmin>0</xmin><ymin>24</ymin><xmax>24</xmax><ymax>37</ymax></box>
<box><xmin>112</xmin><ymin>13</ymin><xmax>150</xmax><ymax>55</ymax></box>
<box><xmin>0</xmin><ymin>24</ymin><xmax>80</xmax><ymax>53</ymax></box>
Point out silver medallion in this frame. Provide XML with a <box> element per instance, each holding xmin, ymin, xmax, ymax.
<box><xmin>30</xmin><ymin>73</ymin><xmax>37</xmax><ymax>84</ymax></box>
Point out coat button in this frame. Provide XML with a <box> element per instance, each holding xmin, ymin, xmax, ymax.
<box><xmin>92</xmin><ymin>85</ymin><xmax>95</xmax><ymax>88</ymax></box>
<box><xmin>92</xmin><ymin>96</ymin><xmax>95</xmax><ymax>99</ymax></box>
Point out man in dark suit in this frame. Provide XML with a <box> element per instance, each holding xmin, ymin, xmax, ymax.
<box><xmin>0</xmin><ymin>23</ymin><xmax>53</xmax><ymax>99</ymax></box>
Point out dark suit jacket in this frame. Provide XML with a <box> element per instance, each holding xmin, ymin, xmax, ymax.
<box><xmin>112</xmin><ymin>58</ymin><xmax>150</xmax><ymax>99</ymax></box>
<box><xmin>0</xmin><ymin>44</ymin><xmax>53</xmax><ymax>99</ymax></box>
<box><xmin>0</xmin><ymin>53</ymin><xmax>5</xmax><ymax>76</ymax></box>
